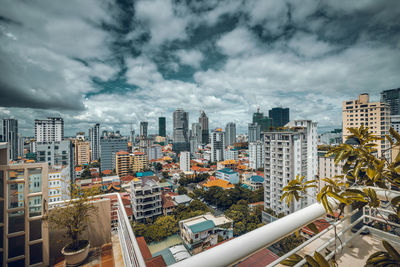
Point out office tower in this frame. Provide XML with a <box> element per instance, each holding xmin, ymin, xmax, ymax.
<box><xmin>211</xmin><ymin>129</ymin><xmax>225</xmax><ymax>162</ymax></box>
<box><xmin>130</xmin><ymin>130</ymin><xmax>135</xmax><ymax>143</ymax></box>
<box><xmin>2</xmin><ymin>118</ymin><xmax>18</xmax><ymax>160</ymax></box>
<box><xmin>192</xmin><ymin>122</ymin><xmax>202</xmax><ymax>144</ymax></box>
<box><xmin>253</xmin><ymin>108</ymin><xmax>272</xmax><ymax>132</ymax></box>
<box><xmin>225</xmin><ymin>122</ymin><xmax>236</xmax><ymax>146</ymax></box>
<box><xmin>74</xmin><ymin>140</ymin><xmax>91</xmax><ymax>165</ymax></box>
<box><xmin>0</xmin><ymin>142</ymin><xmax>50</xmax><ymax>266</ymax></box>
<box><xmin>180</xmin><ymin>151</ymin><xmax>190</xmax><ymax>172</ymax></box>
<box><xmin>264</xmin><ymin>120</ymin><xmax>318</xmax><ymax>215</ymax></box>
<box><xmin>140</xmin><ymin>122</ymin><xmax>148</xmax><ymax>138</ymax></box>
<box><xmin>189</xmin><ymin>136</ymin><xmax>198</xmax><ymax>155</ymax></box>
<box><xmin>381</xmin><ymin>88</ymin><xmax>400</xmax><ymax>115</ymax></box>
<box><xmin>34</xmin><ymin>117</ymin><xmax>64</xmax><ymax>143</ymax></box>
<box><xmin>173</xmin><ymin>108</ymin><xmax>189</xmax><ymax>153</ymax></box>
<box><xmin>130</xmin><ymin>176</ymin><xmax>162</xmax><ymax>222</ymax></box>
<box><xmin>89</xmin><ymin>123</ymin><xmax>100</xmax><ymax>161</ymax></box>
<box><xmin>269</xmin><ymin>107</ymin><xmax>290</xmax><ymax>128</ymax></box>
<box><xmin>159</xmin><ymin>117</ymin><xmax>166</xmax><ymax>137</ymax></box>
<box><xmin>48</xmin><ymin>165</ymin><xmax>71</xmax><ymax>203</ymax></box>
<box><xmin>100</xmin><ymin>138</ymin><xmax>128</xmax><ymax>172</ymax></box>
<box><xmin>199</xmin><ymin>111</ymin><xmax>209</xmax><ymax>144</ymax></box>
<box><xmin>116</xmin><ymin>151</ymin><xmax>130</xmax><ymax>177</ymax></box>
<box><xmin>248</xmin><ymin>123</ymin><xmax>261</xmax><ymax>142</ymax></box>
<box><xmin>18</xmin><ymin>133</ymin><xmax>24</xmax><ymax>158</ymax></box>
<box><xmin>249</xmin><ymin>141</ymin><xmax>264</xmax><ymax>170</ymax></box>
<box><xmin>342</xmin><ymin>93</ymin><xmax>390</xmax><ymax>158</ymax></box>
<box><xmin>147</xmin><ymin>145</ymin><xmax>162</xmax><ymax>161</ymax></box>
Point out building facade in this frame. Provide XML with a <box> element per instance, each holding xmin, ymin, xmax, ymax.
<box><xmin>0</xmin><ymin>142</ymin><xmax>49</xmax><ymax>266</ymax></box>
<box><xmin>225</xmin><ymin>122</ymin><xmax>236</xmax><ymax>147</ymax></box>
<box><xmin>264</xmin><ymin>120</ymin><xmax>318</xmax><ymax>215</ymax></box>
<box><xmin>100</xmin><ymin>138</ymin><xmax>128</xmax><ymax>172</ymax></box>
<box><xmin>2</xmin><ymin>118</ymin><xmax>18</xmax><ymax>160</ymax></box>
<box><xmin>249</xmin><ymin>141</ymin><xmax>264</xmax><ymax>170</ymax></box>
<box><xmin>130</xmin><ymin>176</ymin><xmax>162</xmax><ymax>222</ymax></box>
<box><xmin>140</xmin><ymin>122</ymin><xmax>148</xmax><ymax>138</ymax></box>
<box><xmin>381</xmin><ymin>88</ymin><xmax>400</xmax><ymax>115</ymax></box>
<box><xmin>253</xmin><ymin>108</ymin><xmax>272</xmax><ymax>132</ymax></box>
<box><xmin>342</xmin><ymin>93</ymin><xmax>390</xmax><ymax>157</ymax></box>
<box><xmin>146</xmin><ymin>145</ymin><xmax>162</xmax><ymax>161</ymax></box>
<box><xmin>269</xmin><ymin>107</ymin><xmax>290</xmax><ymax>128</ymax></box>
<box><xmin>180</xmin><ymin>151</ymin><xmax>190</xmax><ymax>172</ymax></box>
<box><xmin>131</xmin><ymin>152</ymin><xmax>148</xmax><ymax>173</ymax></box>
<box><xmin>34</xmin><ymin>117</ymin><xmax>64</xmax><ymax>143</ymax></box>
<box><xmin>248</xmin><ymin>123</ymin><xmax>261</xmax><ymax>143</ymax></box>
<box><xmin>173</xmin><ymin>109</ymin><xmax>190</xmax><ymax>153</ymax></box>
<box><xmin>211</xmin><ymin>129</ymin><xmax>225</xmax><ymax>162</ymax></box>
<box><xmin>48</xmin><ymin>165</ymin><xmax>70</xmax><ymax>203</ymax></box>
<box><xmin>192</xmin><ymin>122</ymin><xmax>202</xmax><ymax>144</ymax></box>
<box><xmin>89</xmin><ymin>123</ymin><xmax>100</xmax><ymax>161</ymax></box>
<box><xmin>74</xmin><ymin>140</ymin><xmax>91</xmax><ymax>166</ymax></box>
<box><xmin>199</xmin><ymin>111</ymin><xmax>209</xmax><ymax>145</ymax></box>
<box><xmin>224</xmin><ymin>148</ymin><xmax>238</xmax><ymax>161</ymax></box>
<box><xmin>215</xmin><ymin>168</ymin><xmax>239</xmax><ymax>184</ymax></box>
<box><xmin>116</xmin><ymin>151</ymin><xmax>130</xmax><ymax>177</ymax></box>
<box><xmin>159</xmin><ymin>117</ymin><xmax>166</xmax><ymax>137</ymax></box>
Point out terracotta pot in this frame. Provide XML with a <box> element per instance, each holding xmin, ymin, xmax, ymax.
<box><xmin>61</xmin><ymin>241</ymin><xmax>90</xmax><ymax>266</ymax></box>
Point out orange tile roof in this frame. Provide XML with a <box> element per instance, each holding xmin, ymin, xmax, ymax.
<box><xmin>121</xmin><ymin>175</ymin><xmax>135</xmax><ymax>182</ymax></box>
<box><xmin>203</xmin><ymin>179</ymin><xmax>234</xmax><ymax>189</ymax></box>
<box><xmin>116</xmin><ymin>150</ymin><xmax>129</xmax><ymax>155</ymax></box>
<box><xmin>102</xmin><ymin>170</ymin><xmax>112</xmax><ymax>175</ymax></box>
<box><xmin>75</xmin><ymin>166</ymin><xmax>83</xmax><ymax>171</ymax></box>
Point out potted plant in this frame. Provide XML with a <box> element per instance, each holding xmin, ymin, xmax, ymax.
<box><xmin>49</xmin><ymin>184</ymin><xmax>99</xmax><ymax>266</ymax></box>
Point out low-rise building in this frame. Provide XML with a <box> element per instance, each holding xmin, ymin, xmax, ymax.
<box><xmin>179</xmin><ymin>213</ymin><xmax>233</xmax><ymax>254</ymax></box>
<box><xmin>172</xmin><ymin>194</ymin><xmax>192</xmax><ymax>206</ymax></box>
<box><xmin>215</xmin><ymin>168</ymin><xmax>239</xmax><ymax>184</ymax></box>
<box><xmin>48</xmin><ymin>165</ymin><xmax>70</xmax><ymax>203</ymax></box>
<box><xmin>202</xmin><ymin>179</ymin><xmax>234</xmax><ymax>190</ymax></box>
<box><xmin>217</xmin><ymin>159</ymin><xmax>237</xmax><ymax>170</ymax></box>
<box><xmin>130</xmin><ymin>176</ymin><xmax>162</xmax><ymax>222</ymax></box>
<box><xmin>224</xmin><ymin>148</ymin><xmax>238</xmax><ymax>161</ymax></box>
<box><xmin>243</xmin><ymin>175</ymin><xmax>264</xmax><ymax>191</ymax></box>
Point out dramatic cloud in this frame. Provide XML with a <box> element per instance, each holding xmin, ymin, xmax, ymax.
<box><xmin>0</xmin><ymin>0</ymin><xmax>399</xmax><ymax>136</ymax></box>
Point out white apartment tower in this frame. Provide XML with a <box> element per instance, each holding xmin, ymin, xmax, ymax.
<box><xmin>89</xmin><ymin>123</ymin><xmax>100</xmax><ymax>161</ymax></box>
<box><xmin>342</xmin><ymin>93</ymin><xmax>390</xmax><ymax>158</ymax></box>
<box><xmin>180</xmin><ymin>151</ymin><xmax>191</xmax><ymax>172</ymax></box>
<box><xmin>34</xmin><ymin>117</ymin><xmax>64</xmax><ymax>143</ymax></box>
<box><xmin>264</xmin><ymin>120</ymin><xmax>318</xmax><ymax>215</ymax></box>
<box><xmin>249</xmin><ymin>141</ymin><xmax>264</xmax><ymax>170</ymax></box>
<box><xmin>211</xmin><ymin>129</ymin><xmax>225</xmax><ymax>162</ymax></box>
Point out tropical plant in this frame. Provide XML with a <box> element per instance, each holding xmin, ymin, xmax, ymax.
<box><xmin>49</xmin><ymin>184</ymin><xmax>99</xmax><ymax>252</ymax></box>
<box><xmin>281</xmin><ymin>126</ymin><xmax>400</xmax><ymax>266</ymax></box>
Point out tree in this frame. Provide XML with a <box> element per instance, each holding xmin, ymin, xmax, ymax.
<box><xmin>281</xmin><ymin>126</ymin><xmax>400</xmax><ymax>266</ymax></box>
<box><xmin>80</xmin><ymin>166</ymin><xmax>91</xmax><ymax>180</ymax></box>
<box><xmin>155</xmin><ymin>162</ymin><xmax>163</xmax><ymax>171</ymax></box>
<box><xmin>49</xmin><ymin>185</ymin><xmax>99</xmax><ymax>251</ymax></box>
<box><xmin>177</xmin><ymin>186</ymin><xmax>188</xmax><ymax>195</ymax></box>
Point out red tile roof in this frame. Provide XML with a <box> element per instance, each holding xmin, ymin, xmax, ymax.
<box><xmin>102</xmin><ymin>170</ymin><xmax>112</xmax><ymax>175</ymax></box>
<box><xmin>146</xmin><ymin>255</ymin><xmax>166</xmax><ymax>267</ymax></box>
<box><xmin>235</xmin><ymin>248</ymin><xmax>279</xmax><ymax>267</ymax></box>
<box><xmin>136</xmin><ymin>237</ymin><xmax>152</xmax><ymax>260</ymax></box>
<box><xmin>116</xmin><ymin>150</ymin><xmax>129</xmax><ymax>155</ymax></box>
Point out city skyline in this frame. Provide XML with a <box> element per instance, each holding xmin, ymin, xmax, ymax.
<box><xmin>1</xmin><ymin>1</ymin><xmax>400</xmax><ymax>136</ymax></box>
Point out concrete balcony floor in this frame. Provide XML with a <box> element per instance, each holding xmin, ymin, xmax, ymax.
<box><xmin>54</xmin><ymin>234</ymin><xmax>124</xmax><ymax>267</ymax></box>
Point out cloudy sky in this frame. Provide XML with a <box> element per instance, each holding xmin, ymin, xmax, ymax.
<box><xmin>1</xmin><ymin>0</ymin><xmax>400</xmax><ymax>136</ymax></box>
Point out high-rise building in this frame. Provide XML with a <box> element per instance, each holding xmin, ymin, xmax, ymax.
<box><xmin>74</xmin><ymin>140</ymin><xmax>91</xmax><ymax>165</ymax></box>
<box><xmin>89</xmin><ymin>123</ymin><xmax>100</xmax><ymax>161</ymax></box>
<box><xmin>199</xmin><ymin>111</ymin><xmax>209</xmax><ymax>144</ymax></box>
<box><xmin>116</xmin><ymin>151</ymin><xmax>130</xmax><ymax>177</ymax></box>
<box><xmin>0</xmin><ymin>142</ymin><xmax>50</xmax><ymax>266</ymax></box>
<box><xmin>248</xmin><ymin>123</ymin><xmax>261</xmax><ymax>142</ymax></box>
<box><xmin>2</xmin><ymin>118</ymin><xmax>18</xmax><ymax>160</ymax></box>
<box><xmin>173</xmin><ymin>108</ymin><xmax>189</xmax><ymax>153</ymax></box>
<box><xmin>342</xmin><ymin>93</ymin><xmax>390</xmax><ymax>158</ymax></box>
<box><xmin>100</xmin><ymin>138</ymin><xmax>128</xmax><ymax>172</ymax></box>
<box><xmin>180</xmin><ymin>151</ymin><xmax>190</xmax><ymax>172</ymax></box>
<box><xmin>34</xmin><ymin>117</ymin><xmax>64</xmax><ymax>143</ymax></box>
<box><xmin>189</xmin><ymin>136</ymin><xmax>198</xmax><ymax>155</ymax></box>
<box><xmin>264</xmin><ymin>120</ymin><xmax>318</xmax><ymax>215</ymax></box>
<box><xmin>249</xmin><ymin>141</ymin><xmax>264</xmax><ymax>170</ymax></box>
<box><xmin>130</xmin><ymin>152</ymin><xmax>148</xmax><ymax>173</ymax></box>
<box><xmin>140</xmin><ymin>121</ymin><xmax>148</xmax><ymax>138</ymax></box>
<box><xmin>253</xmin><ymin>108</ymin><xmax>272</xmax><ymax>132</ymax></box>
<box><xmin>147</xmin><ymin>145</ymin><xmax>162</xmax><ymax>161</ymax></box>
<box><xmin>224</xmin><ymin>148</ymin><xmax>238</xmax><ymax>161</ymax></box>
<box><xmin>130</xmin><ymin>176</ymin><xmax>162</xmax><ymax>222</ymax></box>
<box><xmin>17</xmin><ymin>133</ymin><xmax>24</xmax><ymax>158</ymax></box>
<box><xmin>159</xmin><ymin>117</ymin><xmax>166</xmax><ymax>137</ymax></box>
<box><xmin>192</xmin><ymin>122</ymin><xmax>202</xmax><ymax>144</ymax></box>
<box><xmin>211</xmin><ymin>129</ymin><xmax>225</xmax><ymax>162</ymax></box>
<box><xmin>381</xmin><ymin>88</ymin><xmax>400</xmax><ymax>115</ymax></box>
<box><xmin>269</xmin><ymin>107</ymin><xmax>290</xmax><ymax>128</ymax></box>
<box><xmin>225</xmin><ymin>122</ymin><xmax>236</xmax><ymax>147</ymax></box>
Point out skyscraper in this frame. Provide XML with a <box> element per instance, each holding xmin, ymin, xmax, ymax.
<box><xmin>173</xmin><ymin>108</ymin><xmax>189</xmax><ymax>153</ymax></box>
<box><xmin>248</xmin><ymin>123</ymin><xmax>261</xmax><ymax>142</ymax></box>
<box><xmin>34</xmin><ymin>117</ymin><xmax>64</xmax><ymax>143</ymax></box>
<box><xmin>342</xmin><ymin>93</ymin><xmax>390</xmax><ymax>158</ymax></box>
<box><xmin>159</xmin><ymin>117</ymin><xmax>166</xmax><ymax>137</ymax></box>
<box><xmin>140</xmin><ymin>121</ymin><xmax>148</xmax><ymax>137</ymax></box>
<box><xmin>2</xmin><ymin>118</ymin><xmax>18</xmax><ymax>160</ymax></box>
<box><xmin>225</xmin><ymin>122</ymin><xmax>236</xmax><ymax>146</ymax></box>
<box><xmin>253</xmin><ymin>108</ymin><xmax>272</xmax><ymax>132</ymax></box>
<box><xmin>269</xmin><ymin>107</ymin><xmax>290</xmax><ymax>128</ymax></box>
<box><xmin>192</xmin><ymin>122</ymin><xmax>202</xmax><ymax>144</ymax></box>
<box><xmin>249</xmin><ymin>141</ymin><xmax>264</xmax><ymax>170</ymax></box>
<box><xmin>381</xmin><ymin>88</ymin><xmax>400</xmax><ymax>115</ymax></box>
<box><xmin>100</xmin><ymin>138</ymin><xmax>128</xmax><ymax>172</ymax></box>
<box><xmin>199</xmin><ymin>111</ymin><xmax>209</xmax><ymax>144</ymax></box>
<box><xmin>211</xmin><ymin>128</ymin><xmax>225</xmax><ymax>162</ymax></box>
<box><xmin>89</xmin><ymin>123</ymin><xmax>100</xmax><ymax>161</ymax></box>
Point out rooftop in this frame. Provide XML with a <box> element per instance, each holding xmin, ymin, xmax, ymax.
<box><xmin>217</xmin><ymin>168</ymin><xmax>237</xmax><ymax>174</ymax></box>
<box><xmin>189</xmin><ymin>220</ymin><xmax>216</xmax><ymax>233</ymax></box>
